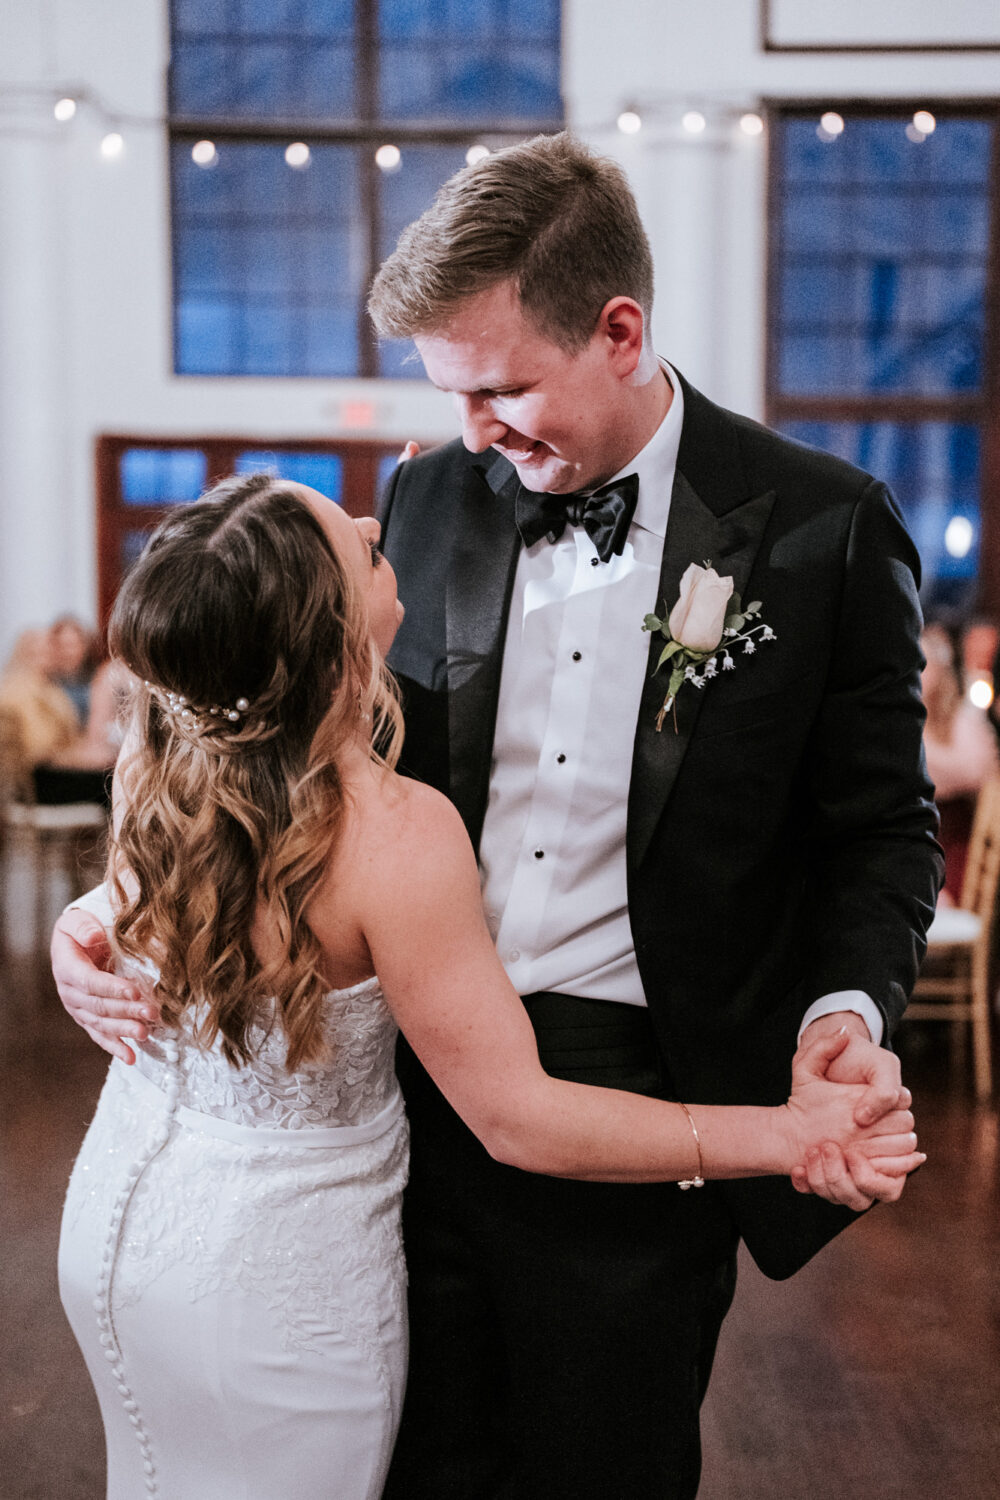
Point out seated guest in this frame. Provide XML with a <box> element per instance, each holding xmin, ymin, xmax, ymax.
<box><xmin>53</xmin><ymin>658</ymin><xmax>126</xmax><ymax>767</ymax></box>
<box><xmin>921</xmin><ymin>620</ymin><xmax>999</xmax><ymax>902</ymax></box>
<box><xmin>0</xmin><ymin>628</ymin><xmax>80</xmax><ymax>773</ymax></box>
<box><xmin>34</xmin><ymin>659</ymin><xmax>125</xmax><ymax>810</ymax></box>
<box><xmin>48</xmin><ymin>615</ymin><xmax>101</xmax><ymax>723</ymax></box>
<box><xmin>0</xmin><ymin>628</ymin><xmax>117</xmax><ymax>809</ymax></box>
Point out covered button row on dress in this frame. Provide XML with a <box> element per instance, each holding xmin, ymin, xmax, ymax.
<box><xmin>92</xmin><ymin>1035</ymin><xmax>181</xmax><ymax>1496</ymax></box>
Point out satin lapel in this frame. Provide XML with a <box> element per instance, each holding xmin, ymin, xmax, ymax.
<box><xmin>445</xmin><ymin>453</ymin><xmax>522</xmax><ymax>845</ymax></box>
<box><xmin>627</xmin><ymin>470</ymin><xmax>776</xmax><ymax>870</ymax></box>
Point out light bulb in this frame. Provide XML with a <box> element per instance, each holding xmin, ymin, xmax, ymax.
<box><xmin>375</xmin><ymin>144</ymin><xmax>401</xmax><ymax>172</ymax></box>
<box><xmin>466</xmin><ymin>144</ymin><xmax>490</xmax><ymax>165</ymax></box>
<box><xmin>816</xmin><ymin>111</ymin><xmax>847</xmax><ymax>144</ymax></box>
<box><xmin>682</xmin><ymin>111</ymin><xmax>706</xmax><ymax>135</ymax></box>
<box><xmin>285</xmin><ymin>142</ymin><xmax>311</xmax><ymax>169</ymax></box>
<box><xmin>740</xmin><ymin>113</ymin><xmax>764</xmax><ymax>137</ymax></box>
<box><xmin>617</xmin><ymin>111</ymin><xmax>642</xmax><ymax>136</ymax></box>
<box><xmin>944</xmin><ymin>515</ymin><xmax>974</xmax><ymax>558</ymax></box>
<box><xmin>54</xmin><ymin>98</ymin><xmax>77</xmax><ymax>122</ymax></box>
<box><xmin>191</xmin><ymin>140</ymin><xmax>218</xmax><ymax>168</ymax></box>
<box><xmin>100</xmin><ymin>132</ymin><xmax>124</xmax><ymax>159</ymax></box>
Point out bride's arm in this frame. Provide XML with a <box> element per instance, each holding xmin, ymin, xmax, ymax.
<box><xmin>358</xmin><ymin>782</ymin><xmax>922</xmax><ymax>1187</ymax></box>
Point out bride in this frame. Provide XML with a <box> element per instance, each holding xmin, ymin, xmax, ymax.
<box><xmin>57</xmin><ymin>472</ymin><xmax>922</xmax><ymax>1500</ymax></box>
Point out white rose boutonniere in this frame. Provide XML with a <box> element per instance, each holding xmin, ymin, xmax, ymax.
<box><xmin>642</xmin><ymin>561</ymin><xmax>776</xmax><ymax>732</ymax></box>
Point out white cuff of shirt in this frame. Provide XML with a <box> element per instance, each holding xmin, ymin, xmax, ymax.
<box><xmin>798</xmin><ymin>991</ymin><xmax>884</xmax><ymax>1047</ymax></box>
<box><xmin>66</xmin><ymin>881</ymin><xmax>114</xmax><ymax>929</ymax></box>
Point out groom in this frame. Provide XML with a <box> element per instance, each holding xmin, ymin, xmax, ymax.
<box><xmin>52</xmin><ymin>133</ymin><xmax>939</xmax><ymax>1497</ymax></box>
<box><xmin>367</xmin><ymin>132</ymin><xmax>941</xmax><ymax>1497</ymax></box>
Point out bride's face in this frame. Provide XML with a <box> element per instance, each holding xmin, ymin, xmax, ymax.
<box><xmin>293</xmin><ymin>484</ymin><xmax>405</xmax><ymax>657</ymax></box>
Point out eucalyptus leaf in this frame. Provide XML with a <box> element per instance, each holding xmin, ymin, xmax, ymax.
<box><xmin>746</xmin><ymin>600</ymin><xmax>762</xmax><ymax>615</ymax></box>
<box><xmin>725</xmin><ymin>614</ymin><xmax>747</xmax><ymax>632</ymax></box>
<box><xmin>643</xmin><ymin>613</ymin><xmax>663</xmax><ymax>632</ymax></box>
<box><xmin>728</xmin><ymin>591</ymin><xmax>742</xmax><ymax>616</ymax></box>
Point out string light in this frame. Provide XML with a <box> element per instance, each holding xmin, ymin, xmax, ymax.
<box><xmin>611</xmin><ymin>100</ymin><xmax>770</xmax><ymax>144</ymax></box>
<box><xmin>913</xmin><ymin>110</ymin><xmax>936</xmax><ymax>135</ymax></box>
<box><xmin>817</xmin><ymin>111</ymin><xmax>845</xmax><ymax>142</ymax></box>
<box><xmin>13</xmin><ymin>84</ymin><xmax>778</xmax><ymax>160</ymax></box>
<box><xmin>944</xmin><ymin>515</ymin><xmax>974</xmax><ymax>559</ymax></box>
<box><xmin>375</xmin><ymin>143</ymin><xmax>401</xmax><ymax>172</ymax></box>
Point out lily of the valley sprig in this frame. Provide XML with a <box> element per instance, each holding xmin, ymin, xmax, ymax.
<box><xmin>643</xmin><ymin>561</ymin><xmax>776</xmax><ymax>732</ymax></box>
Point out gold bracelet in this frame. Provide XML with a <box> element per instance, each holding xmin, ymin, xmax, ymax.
<box><xmin>677</xmin><ymin>1102</ymin><xmax>705</xmax><ymax>1190</ymax></box>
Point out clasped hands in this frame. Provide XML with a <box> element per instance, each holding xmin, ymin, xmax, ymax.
<box><xmin>787</xmin><ymin>1012</ymin><xmax>923</xmax><ymax>1211</ymax></box>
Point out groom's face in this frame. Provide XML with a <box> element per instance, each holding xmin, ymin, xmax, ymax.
<box><xmin>414</xmin><ymin>279</ymin><xmax>634</xmax><ymax>495</ymax></box>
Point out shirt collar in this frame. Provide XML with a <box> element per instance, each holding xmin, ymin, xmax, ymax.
<box><xmin>603</xmin><ymin>360</ymin><xmax>683</xmax><ymax>540</ymax></box>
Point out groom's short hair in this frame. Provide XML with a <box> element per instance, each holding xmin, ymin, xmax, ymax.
<box><xmin>368</xmin><ymin>131</ymin><xmax>654</xmax><ymax>353</ymax></box>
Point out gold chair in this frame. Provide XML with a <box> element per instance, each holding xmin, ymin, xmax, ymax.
<box><xmin>0</xmin><ymin>719</ymin><xmax>108</xmax><ymax>952</ymax></box>
<box><xmin>909</xmin><ymin>777</ymin><xmax>1000</xmax><ymax>1100</ymax></box>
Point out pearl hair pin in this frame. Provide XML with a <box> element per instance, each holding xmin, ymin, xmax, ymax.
<box><xmin>144</xmin><ymin>681</ymin><xmax>253</xmax><ymax>729</ymax></box>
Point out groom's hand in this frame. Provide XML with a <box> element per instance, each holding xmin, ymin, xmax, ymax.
<box><xmin>790</xmin><ymin>1011</ymin><xmax>915</xmax><ymax>1209</ymax></box>
<box><xmin>798</xmin><ymin>1011</ymin><xmax>904</xmax><ymax>1121</ymax></box>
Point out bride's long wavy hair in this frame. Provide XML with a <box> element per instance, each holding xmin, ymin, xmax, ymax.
<box><xmin>107</xmin><ymin>472</ymin><xmax>403</xmax><ymax>1070</ymax></box>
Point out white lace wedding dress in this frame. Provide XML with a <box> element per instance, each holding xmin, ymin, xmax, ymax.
<box><xmin>59</xmin><ymin>975</ymin><xmax>409</xmax><ymax>1500</ymax></box>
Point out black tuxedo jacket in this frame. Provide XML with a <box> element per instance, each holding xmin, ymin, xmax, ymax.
<box><xmin>379</xmin><ymin>372</ymin><xmax>942</xmax><ymax>1279</ymax></box>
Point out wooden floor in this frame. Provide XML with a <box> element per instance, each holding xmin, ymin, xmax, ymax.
<box><xmin>1</xmin><ymin>945</ymin><xmax>998</xmax><ymax>1500</ymax></box>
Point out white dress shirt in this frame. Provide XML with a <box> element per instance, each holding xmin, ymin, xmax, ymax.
<box><xmin>478</xmin><ymin>363</ymin><xmax>883</xmax><ymax>1043</ymax></box>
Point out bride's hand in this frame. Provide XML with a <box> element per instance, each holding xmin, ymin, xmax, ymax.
<box><xmin>781</xmin><ymin>1029</ymin><xmax>925</xmax><ymax>1211</ymax></box>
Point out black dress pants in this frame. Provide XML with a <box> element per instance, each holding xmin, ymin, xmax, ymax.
<box><xmin>384</xmin><ymin>995</ymin><xmax>739</xmax><ymax>1500</ymax></box>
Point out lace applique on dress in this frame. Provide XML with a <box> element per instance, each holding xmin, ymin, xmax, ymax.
<box><xmin>135</xmin><ymin>976</ymin><xmax>400</xmax><ymax>1129</ymax></box>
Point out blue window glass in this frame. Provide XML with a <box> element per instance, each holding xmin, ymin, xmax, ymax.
<box><xmin>378</xmin><ymin>0</ymin><xmax>561</xmax><ymax>123</ymax></box>
<box><xmin>775</xmin><ymin>116</ymin><xmax>992</xmax><ymax>397</ymax></box>
<box><xmin>172</xmin><ymin>141</ymin><xmax>364</xmax><ymax>376</ymax></box>
<box><xmin>235</xmin><ymin>450</ymin><xmax>344</xmax><ymax>500</ymax></box>
<box><xmin>171</xmin><ymin>1</ymin><xmax>561</xmax><ymax>124</ymax></box>
<box><xmin>120</xmin><ymin>448</ymin><xmax>208</xmax><ymax>505</ymax></box>
<box><xmin>376</xmin><ymin>141</ymin><xmax>470</xmax><ymax>375</ymax></box>
<box><xmin>780</xmin><ymin>421</ymin><xmax>980</xmax><ymax>613</ymax></box>
<box><xmin>170</xmin><ymin>0</ymin><xmax>358</xmax><ymax>122</ymax></box>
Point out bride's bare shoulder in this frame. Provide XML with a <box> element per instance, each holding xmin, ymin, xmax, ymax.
<box><xmin>349</xmin><ymin>765</ymin><xmax>469</xmax><ymax>860</ymax></box>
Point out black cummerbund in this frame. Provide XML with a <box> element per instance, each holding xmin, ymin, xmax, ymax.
<box><xmin>520</xmin><ymin>991</ymin><xmax>666</xmax><ymax>1098</ymax></box>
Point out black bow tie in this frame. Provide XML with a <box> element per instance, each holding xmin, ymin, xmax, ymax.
<box><xmin>515</xmin><ymin>473</ymin><xmax>640</xmax><ymax>564</ymax></box>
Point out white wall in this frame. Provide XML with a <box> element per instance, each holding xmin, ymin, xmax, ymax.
<box><xmin>1</xmin><ymin>0</ymin><xmax>997</xmax><ymax>657</ymax></box>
